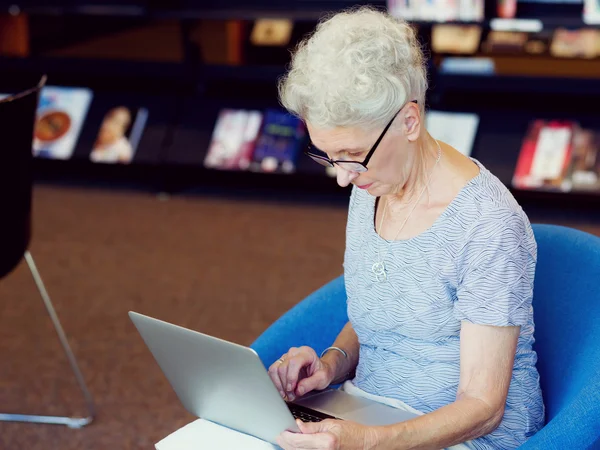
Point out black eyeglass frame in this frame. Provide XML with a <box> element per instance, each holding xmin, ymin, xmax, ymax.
<box><xmin>304</xmin><ymin>100</ymin><xmax>418</xmax><ymax>173</ymax></box>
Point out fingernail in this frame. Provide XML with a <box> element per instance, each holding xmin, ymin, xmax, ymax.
<box><xmin>298</xmin><ymin>387</ymin><xmax>305</xmax><ymax>395</ymax></box>
<box><xmin>279</xmin><ymin>391</ymin><xmax>285</xmax><ymax>398</ymax></box>
<box><xmin>287</xmin><ymin>384</ymin><xmax>292</xmax><ymax>391</ymax></box>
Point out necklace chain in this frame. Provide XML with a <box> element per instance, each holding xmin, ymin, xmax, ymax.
<box><xmin>372</xmin><ymin>140</ymin><xmax>442</xmax><ymax>282</ymax></box>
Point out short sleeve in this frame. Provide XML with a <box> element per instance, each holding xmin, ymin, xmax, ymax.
<box><xmin>454</xmin><ymin>211</ymin><xmax>537</xmax><ymax>327</ymax></box>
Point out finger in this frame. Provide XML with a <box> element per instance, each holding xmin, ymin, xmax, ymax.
<box><xmin>297</xmin><ymin>420</ymin><xmax>324</xmax><ymax>434</ymax></box>
<box><xmin>278</xmin><ymin>430</ymin><xmax>334</xmax><ymax>449</ymax></box>
<box><xmin>277</xmin><ymin>431</ymin><xmax>334</xmax><ymax>450</ymax></box>
<box><xmin>268</xmin><ymin>360</ymin><xmax>286</xmax><ymax>399</ymax></box>
<box><xmin>285</xmin><ymin>353</ymin><xmax>314</xmax><ymax>393</ymax></box>
<box><xmin>268</xmin><ymin>360</ymin><xmax>285</xmax><ymax>396</ymax></box>
<box><xmin>277</xmin><ymin>358</ymin><xmax>292</xmax><ymax>399</ymax></box>
<box><xmin>277</xmin><ymin>432</ymin><xmax>306</xmax><ymax>450</ymax></box>
<box><xmin>298</xmin><ymin>418</ymin><xmax>338</xmax><ymax>435</ymax></box>
<box><xmin>280</xmin><ymin>356</ymin><xmax>314</xmax><ymax>401</ymax></box>
<box><xmin>296</xmin><ymin>370</ymin><xmax>329</xmax><ymax>396</ymax></box>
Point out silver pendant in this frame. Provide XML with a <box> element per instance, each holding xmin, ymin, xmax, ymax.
<box><xmin>372</xmin><ymin>261</ymin><xmax>387</xmax><ymax>282</ymax></box>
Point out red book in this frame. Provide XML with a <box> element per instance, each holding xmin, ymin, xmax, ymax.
<box><xmin>513</xmin><ymin>120</ymin><xmax>575</xmax><ymax>191</ymax></box>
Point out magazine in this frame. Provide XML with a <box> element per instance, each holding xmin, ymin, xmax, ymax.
<box><xmin>204</xmin><ymin>109</ymin><xmax>263</xmax><ymax>171</ymax></box>
<box><xmin>33</xmin><ymin>86</ymin><xmax>93</xmax><ymax>160</ymax></box>
<box><xmin>251</xmin><ymin>109</ymin><xmax>306</xmax><ymax>174</ymax></box>
<box><xmin>89</xmin><ymin>106</ymin><xmax>149</xmax><ymax>164</ymax></box>
<box><xmin>426</xmin><ymin>110</ymin><xmax>479</xmax><ymax>157</ymax></box>
<box><xmin>512</xmin><ymin>120</ymin><xmax>576</xmax><ymax>191</ymax></box>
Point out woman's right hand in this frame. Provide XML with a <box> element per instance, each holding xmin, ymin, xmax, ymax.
<box><xmin>268</xmin><ymin>346</ymin><xmax>334</xmax><ymax>402</ymax></box>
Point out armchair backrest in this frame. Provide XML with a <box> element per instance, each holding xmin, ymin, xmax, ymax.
<box><xmin>0</xmin><ymin>76</ymin><xmax>45</xmax><ymax>278</ymax></box>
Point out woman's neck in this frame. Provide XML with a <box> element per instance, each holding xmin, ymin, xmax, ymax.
<box><xmin>388</xmin><ymin>134</ymin><xmax>441</xmax><ymax>206</ymax></box>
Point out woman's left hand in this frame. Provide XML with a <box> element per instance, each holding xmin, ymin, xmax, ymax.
<box><xmin>277</xmin><ymin>419</ymin><xmax>381</xmax><ymax>450</ymax></box>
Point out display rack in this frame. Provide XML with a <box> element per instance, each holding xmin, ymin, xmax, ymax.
<box><xmin>1</xmin><ymin>1</ymin><xmax>599</xmax><ymax>208</ymax></box>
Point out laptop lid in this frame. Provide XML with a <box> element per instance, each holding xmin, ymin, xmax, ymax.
<box><xmin>129</xmin><ymin>311</ymin><xmax>299</xmax><ymax>444</ymax></box>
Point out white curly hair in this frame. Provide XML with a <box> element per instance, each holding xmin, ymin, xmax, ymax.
<box><xmin>278</xmin><ymin>6</ymin><xmax>428</xmax><ymax>131</ymax></box>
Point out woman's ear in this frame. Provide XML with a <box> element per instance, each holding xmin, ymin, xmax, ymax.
<box><xmin>403</xmin><ymin>102</ymin><xmax>421</xmax><ymax>142</ymax></box>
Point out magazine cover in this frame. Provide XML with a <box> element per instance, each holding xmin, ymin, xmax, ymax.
<box><xmin>204</xmin><ymin>109</ymin><xmax>263</xmax><ymax>171</ymax></box>
<box><xmin>565</xmin><ymin>128</ymin><xmax>600</xmax><ymax>192</ymax></box>
<box><xmin>426</xmin><ymin>110</ymin><xmax>479</xmax><ymax>156</ymax></box>
<box><xmin>89</xmin><ymin>106</ymin><xmax>149</xmax><ymax>164</ymax></box>
<box><xmin>251</xmin><ymin>109</ymin><xmax>306</xmax><ymax>174</ymax></box>
<box><xmin>33</xmin><ymin>86</ymin><xmax>93</xmax><ymax>160</ymax></box>
<box><xmin>512</xmin><ymin>120</ymin><xmax>576</xmax><ymax>191</ymax></box>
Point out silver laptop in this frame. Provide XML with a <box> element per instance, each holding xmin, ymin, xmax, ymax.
<box><xmin>129</xmin><ymin>311</ymin><xmax>417</xmax><ymax>445</ymax></box>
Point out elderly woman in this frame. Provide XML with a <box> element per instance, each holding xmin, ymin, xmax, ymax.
<box><xmin>268</xmin><ymin>7</ymin><xmax>544</xmax><ymax>450</ymax></box>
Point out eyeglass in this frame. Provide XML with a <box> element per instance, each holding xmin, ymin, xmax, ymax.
<box><xmin>304</xmin><ymin>100</ymin><xmax>418</xmax><ymax>173</ymax></box>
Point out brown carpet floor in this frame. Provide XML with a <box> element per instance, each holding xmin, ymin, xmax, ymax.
<box><xmin>0</xmin><ymin>185</ymin><xmax>598</xmax><ymax>450</ymax></box>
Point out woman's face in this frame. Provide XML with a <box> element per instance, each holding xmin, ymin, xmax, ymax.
<box><xmin>306</xmin><ymin>103</ymin><xmax>421</xmax><ymax>197</ymax></box>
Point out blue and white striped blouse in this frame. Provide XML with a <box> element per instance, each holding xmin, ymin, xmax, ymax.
<box><xmin>344</xmin><ymin>159</ymin><xmax>545</xmax><ymax>449</ymax></box>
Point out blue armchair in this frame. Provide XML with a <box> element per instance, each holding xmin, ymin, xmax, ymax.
<box><xmin>251</xmin><ymin>224</ymin><xmax>600</xmax><ymax>449</ymax></box>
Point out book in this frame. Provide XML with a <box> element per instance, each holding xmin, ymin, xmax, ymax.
<box><xmin>431</xmin><ymin>24</ymin><xmax>482</xmax><ymax>55</ymax></box>
<box><xmin>193</xmin><ymin>20</ymin><xmax>246</xmax><ymax>66</ymax></box>
<box><xmin>482</xmin><ymin>30</ymin><xmax>528</xmax><ymax>54</ymax></box>
<box><xmin>523</xmin><ymin>31</ymin><xmax>554</xmax><ymax>56</ymax></box>
<box><xmin>0</xmin><ymin>15</ymin><xmax>29</xmax><ymax>57</ymax></box>
<box><xmin>497</xmin><ymin>0</ymin><xmax>517</xmax><ymax>19</ymax></box>
<box><xmin>459</xmin><ymin>0</ymin><xmax>485</xmax><ymax>22</ymax></box>
<box><xmin>155</xmin><ymin>419</ymin><xmax>277</xmax><ymax>450</ymax></box>
<box><xmin>204</xmin><ymin>109</ymin><xmax>263</xmax><ymax>171</ymax></box>
<box><xmin>425</xmin><ymin>110</ymin><xmax>480</xmax><ymax>157</ymax></box>
<box><xmin>584</xmin><ymin>0</ymin><xmax>600</xmax><ymax>25</ymax></box>
<box><xmin>512</xmin><ymin>120</ymin><xmax>576</xmax><ymax>191</ymax></box>
<box><xmin>513</xmin><ymin>121</ymin><xmax>600</xmax><ymax>194</ymax></box>
<box><xmin>387</xmin><ymin>0</ymin><xmax>484</xmax><ymax>22</ymax></box>
<box><xmin>251</xmin><ymin>110</ymin><xmax>306</xmax><ymax>174</ymax></box>
<box><xmin>250</xmin><ymin>19</ymin><xmax>293</xmax><ymax>47</ymax></box>
<box><xmin>33</xmin><ymin>86</ymin><xmax>93</xmax><ymax>160</ymax></box>
<box><xmin>550</xmin><ymin>28</ymin><xmax>599</xmax><ymax>59</ymax></box>
<box><xmin>89</xmin><ymin>106</ymin><xmax>149</xmax><ymax>164</ymax></box>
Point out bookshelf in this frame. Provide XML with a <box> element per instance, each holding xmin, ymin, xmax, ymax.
<box><xmin>1</xmin><ymin>1</ymin><xmax>599</xmax><ymax>208</ymax></box>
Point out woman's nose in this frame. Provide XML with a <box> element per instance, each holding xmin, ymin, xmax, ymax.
<box><xmin>336</xmin><ymin>165</ymin><xmax>359</xmax><ymax>187</ymax></box>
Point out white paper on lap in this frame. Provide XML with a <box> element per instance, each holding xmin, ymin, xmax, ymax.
<box><xmin>155</xmin><ymin>419</ymin><xmax>278</xmax><ymax>450</ymax></box>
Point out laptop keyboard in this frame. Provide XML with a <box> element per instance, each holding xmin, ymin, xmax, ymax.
<box><xmin>287</xmin><ymin>403</ymin><xmax>335</xmax><ymax>422</ymax></box>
